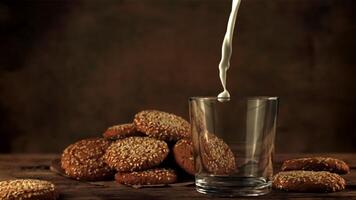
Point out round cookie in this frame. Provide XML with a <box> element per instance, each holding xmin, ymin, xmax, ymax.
<box><xmin>273</xmin><ymin>171</ymin><xmax>346</xmax><ymax>192</ymax></box>
<box><xmin>104</xmin><ymin>137</ymin><xmax>169</xmax><ymax>172</ymax></box>
<box><xmin>281</xmin><ymin>157</ymin><xmax>350</xmax><ymax>174</ymax></box>
<box><xmin>115</xmin><ymin>168</ymin><xmax>177</xmax><ymax>185</ymax></box>
<box><xmin>201</xmin><ymin>133</ymin><xmax>236</xmax><ymax>175</ymax></box>
<box><xmin>61</xmin><ymin>138</ymin><xmax>113</xmax><ymax>181</ymax></box>
<box><xmin>134</xmin><ymin>110</ymin><xmax>190</xmax><ymax>141</ymax></box>
<box><xmin>103</xmin><ymin>123</ymin><xmax>143</xmax><ymax>140</ymax></box>
<box><xmin>0</xmin><ymin>179</ymin><xmax>58</xmax><ymax>200</ymax></box>
<box><xmin>173</xmin><ymin>139</ymin><xmax>195</xmax><ymax>176</ymax></box>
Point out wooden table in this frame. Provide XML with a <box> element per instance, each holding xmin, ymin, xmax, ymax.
<box><xmin>0</xmin><ymin>153</ymin><xmax>355</xmax><ymax>199</ymax></box>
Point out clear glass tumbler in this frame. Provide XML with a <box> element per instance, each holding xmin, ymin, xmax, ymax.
<box><xmin>189</xmin><ymin>96</ymin><xmax>278</xmax><ymax>197</ymax></box>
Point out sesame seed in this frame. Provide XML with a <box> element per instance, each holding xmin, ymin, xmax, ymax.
<box><xmin>115</xmin><ymin>168</ymin><xmax>177</xmax><ymax>186</ymax></box>
<box><xmin>103</xmin><ymin>123</ymin><xmax>144</xmax><ymax>139</ymax></box>
<box><xmin>0</xmin><ymin>179</ymin><xmax>57</xmax><ymax>200</ymax></box>
<box><xmin>104</xmin><ymin>137</ymin><xmax>169</xmax><ymax>172</ymax></box>
<box><xmin>133</xmin><ymin>110</ymin><xmax>191</xmax><ymax>142</ymax></box>
<box><xmin>273</xmin><ymin>170</ymin><xmax>346</xmax><ymax>192</ymax></box>
<box><xmin>201</xmin><ymin>133</ymin><xmax>236</xmax><ymax>175</ymax></box>
<box><xmin>61</xmin><ymin>138</ymin><xmax>113</xmax><ymax>180</ymax></box>
<box><xmin>281</xmin><ymin>157</ymin><xmax>350</xmax><ymax>174</ymax></box>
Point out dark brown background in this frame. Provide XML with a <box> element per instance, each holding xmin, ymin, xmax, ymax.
<box><xmin>0</xmin><ymin>0</ymin><xmax>355</xmax><ymax>153</ymax></box>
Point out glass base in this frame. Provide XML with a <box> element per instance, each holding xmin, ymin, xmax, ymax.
<box><xmin>195</xmin><ymin>175</ymin><xmax>271</xmax><ymax>197</ymax></box>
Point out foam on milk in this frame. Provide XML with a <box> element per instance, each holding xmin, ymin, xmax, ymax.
<box><xmin>217</xmin><ymin>0</ymin><xmax>242</xmax><ymax>100</ymax></box>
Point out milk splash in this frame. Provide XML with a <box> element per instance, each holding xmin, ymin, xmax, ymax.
<box><xmin>217</xmin><ymin>0</ymin><xmax>242</xmax><ymax>100</ymax></box>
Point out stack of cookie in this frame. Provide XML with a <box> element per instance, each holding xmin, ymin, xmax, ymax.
<box><xmin>60</xmin><ymin>110</ymin><xmax>195</xmax><ymax>186</ymax></box>
<box><xmin>273</xmin><ymin>157</ymin><xmax>350</xmax><ymax>192</ymax></box>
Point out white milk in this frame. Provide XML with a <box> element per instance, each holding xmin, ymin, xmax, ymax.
<box><xmin>217</xmin><ymin>0</ymin><xmax>242</xmax><ymax>100</ymax></box>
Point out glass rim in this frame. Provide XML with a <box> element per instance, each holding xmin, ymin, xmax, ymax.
<box><xmin>189</xmin><ymin>96</ymin><xmax>279</xmax><ymax>101</ymax></box>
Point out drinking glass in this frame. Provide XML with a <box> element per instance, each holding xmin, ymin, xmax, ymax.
<box><xmin>189</xmin><ymin>96</ymin><xmax>278</xmax><ymax>196</ymax></box>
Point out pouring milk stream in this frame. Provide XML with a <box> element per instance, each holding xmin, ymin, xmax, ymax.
<box><xmin>217</xmin><ymin>0</ymin><xmax>242</xmax><ymax>100</ymax></box>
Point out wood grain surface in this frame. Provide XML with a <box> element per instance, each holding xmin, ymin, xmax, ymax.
<box><xmin>0</xmin><ymin>153</ymin><xmax>355</xmax><ymax>199</ymax></box>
